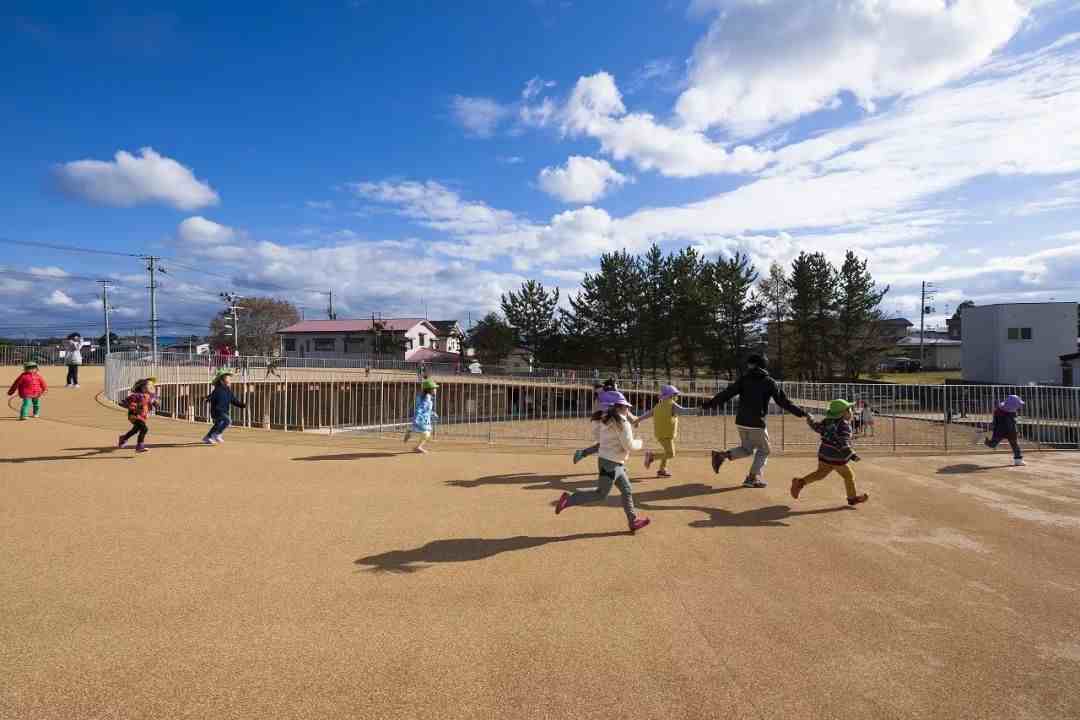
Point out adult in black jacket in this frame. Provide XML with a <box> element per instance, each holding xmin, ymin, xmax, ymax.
<box><xmin>203</xmin><ymin>370</ymin><xmax>247</xmax><ymax>444</ymax></box>
<box><xmin>701</xmin><ymin>354</ymin><xmax>808</xmax><ymax>487</ymax></box>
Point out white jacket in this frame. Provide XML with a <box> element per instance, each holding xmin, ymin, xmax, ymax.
<box><xmin>66</xmin><ymin>340</ymin><xmax>83</xmax><ymax>365</ymax></box>
<box><xmin>592</xmin><ymin>418</ymin><xmax>642</xmax><ymax>464</ymax></box>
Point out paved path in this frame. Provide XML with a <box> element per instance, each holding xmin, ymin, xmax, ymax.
<box><xmin>3</xmin><ymin>367</ymin><xmax>1080</xmax><ymax>719</ymax></box>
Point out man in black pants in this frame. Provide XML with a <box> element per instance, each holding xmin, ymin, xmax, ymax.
<box><xmin>702</xmin><ymin>354</ymin><xmax>809</xmax><ymax>488</ymax></box>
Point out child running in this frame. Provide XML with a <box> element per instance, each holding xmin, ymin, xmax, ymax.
<box><xmin>985</xmin><ymin>394</ymin><xmax>1025</xmax><ymax>466</ymax></box>
<box><xmin>555</xmin><ymin>391</ymin><xmax>651</xmax><ymax>533</ymax></box>
<box><xmin>636</xmin><ymin>384</ymin><xmax>702</xmax><ymax>477</ymax></box>
<box><xmin>790</xmin><ymin>399</ymin><xmax>869</xmax><ymax>506</ymax></box>
<box><xmin>404</xmin><ymin>378</ymin><xmax>439</xmax><ymax>453</ymax></box>
<box><xmin>8</xmin><ymin>361</ymin><xmax>47</xmax><ymax>420</ymax></box>
<box><xmin>204</xmin><ymin>370</ymin><xmax>247</xmax><ymax>445</ymax></box>
<box><xmin>118</xmin><ymin>377</ymin><xmax>158</xmax><ymax>453</ymax></box>
<box><xmin>572</xmin><ymin>378</ymin><xmax>639</xmax><ymax>464</ymax></box>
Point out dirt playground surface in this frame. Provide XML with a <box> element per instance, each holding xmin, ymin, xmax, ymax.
<box><xmin>3</xmin><ymin>366</ymin><xmax>1080</xmax><ymax>719</ymax></box>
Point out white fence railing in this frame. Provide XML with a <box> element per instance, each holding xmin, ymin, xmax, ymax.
<box><xmin>104</xmin><ymin>351</ymin><xmax>1080</xmax><ymax>453</ymax></box>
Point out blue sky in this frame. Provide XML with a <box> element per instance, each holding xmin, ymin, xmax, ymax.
<box><xmin>3</xmin><ymin>0</ymin><xmax>1080</xmax><ymax>339</ymax></box>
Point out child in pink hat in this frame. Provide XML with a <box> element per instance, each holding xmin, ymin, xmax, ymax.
<box><xmin>635</xmin><ymin>384</ymin><xmax>702</xmax><ymax>477</ymax></box>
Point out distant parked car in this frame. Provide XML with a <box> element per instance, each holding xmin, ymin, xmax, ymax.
<box><xmin>468</xmin><ymin>361</ymin><xmax>482</xmax><ymax>375</ymax></box>
<box><xmin>879</xmin><ymin>357</ymin><xmax>922</xmax><ymax>373</ymax></box>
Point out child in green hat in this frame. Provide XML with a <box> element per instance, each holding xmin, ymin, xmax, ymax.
<box><xmin>790</xmin><ymin>399</ymin><xmax>869</xmax><ymax>506</ymax></box>
<box><xmin>8</xmin><ymin>362</ymin><xmax>48</xmax><ymax>420</ymax></box>
<box><xmin>404</xmin><ymin>378</ymin><xmax>439</xmax><ymax>453</ymax></box>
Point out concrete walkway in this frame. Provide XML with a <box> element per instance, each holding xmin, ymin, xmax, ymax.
<box><xmin>2</xmin><ymin>366</ymin><xmax>1080</xmax><ymax>719</ymax></box>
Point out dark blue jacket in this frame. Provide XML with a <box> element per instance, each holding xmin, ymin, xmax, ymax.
<box><xmin>207</xmin><ymin>384</ymin><xmax>246</xmax><ymax>418</ymax></box>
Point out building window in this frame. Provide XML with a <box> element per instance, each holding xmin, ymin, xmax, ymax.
<box><xmin>419</xmin><ymin>332</ymin><xmax>426</xmax><ymax>347</ymax></box>
<box><xmin>1007</xmin><ymin>327</ymin><xmax>1033</xmax><ymax>341</ymax></box>
<box><xmin>313</xmin><ymin>338</ymin><xmax>336</xmax><ymax>352</ymax></box>
<box><xmin>283</xmin><ymin>339</ymin><xmax>296</xmax><ymax>352</ymax></box>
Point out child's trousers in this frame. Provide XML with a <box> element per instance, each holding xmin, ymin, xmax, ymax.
<box><xmin>19</xmin><ymin>397</ymin><xmax>41</xmax><ymax>418</ymax></box>
<box><xmin>798</xmin><ymin>460</ymin><xmax>857</xmax><ymax>497</ymax></box>
<box><xmin>565</xmin><ymin>458</ymin><xmax>637</xmax><ymax>522</ymax></box>
<box><xmin>654</xmin><ymin>437</ymin><xmax>676</xmax><ymax>468</ymax></box>
<box><xmin>986</xmin><ymin>431</ymin><xmax>1022</xmax><ymax>459</ymax></box>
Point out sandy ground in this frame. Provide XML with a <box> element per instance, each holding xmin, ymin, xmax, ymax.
<box><xmin>2</xmin><ymin>366</ymin><xmax>1080</xmax><ymax>719</ymax></box>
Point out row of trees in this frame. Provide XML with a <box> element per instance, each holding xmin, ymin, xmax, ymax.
<box><xmin>471</xmin><ymin>245</ymin><xmax>891</xmax><ymax>380</ymax></box>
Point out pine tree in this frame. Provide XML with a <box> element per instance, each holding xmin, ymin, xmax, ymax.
<box><xmin>787</xmin><ymin>252</ymin><xmax>837</xmax><ymax>379</ymax></box>
<box><xmin>667</xmin><ymin>247</ymin><xmax>710</xmax><ymax>378</ymax></box>
<box><xmin>500</xmin><ymin>280</ymin><xmax>559</xmax><ymax>354</ymax></box>
<box><xmin>467</xmin><ymin>313</ymin><xmax>517</xmax><ymax>365</ymax></box>
<box><xmin>835</xmin><ymin>251</ymin><xmax>890</xmax><ymax>379</ymax></box>
<box><xmin>567</xmin><ymin>250</ymin><xmax>644</xmax><ymax>370</ymax></box>
<box><xmin>639</xmin><ymin>244</ymin><xmax>674</xmax><ymax>377</ymax></box>
<box><xmin>758</xmin><ymin>262</ymin><xmax>791</xmax><ymax>378</ymax></box>
<box><xmin>709</xmin><ymin>251</ymin><xmax>764</xmax><ymax>379</ymax></box>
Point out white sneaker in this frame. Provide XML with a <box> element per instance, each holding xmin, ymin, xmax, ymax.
<box><xmin>1013</xmin><ymin>457</ymin><xmax>1026</xmax><ymax>466</ymax></box>
<box><xmin>73</xmin><ymin>384</ymin><xmax>80</xmax><ymax>388</ymax></box>
<box><xmin>203</xmin><ymin>437</ymin><xmax>215</xmax><ymax>445</ymax></box>
<box><xmin>211</xmin><ymin>435</ymin><xmax>223</xmax><ymax>444</ymax></box>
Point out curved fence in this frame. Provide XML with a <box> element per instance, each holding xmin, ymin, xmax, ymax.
<box><xmin>104</xmin><ymin>351</ymin><xmax>1080</xmax><ymax>453</ymax></box>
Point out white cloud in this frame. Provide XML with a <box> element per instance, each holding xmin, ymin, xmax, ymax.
<box><xmin>305</xmin><ymin>200</ymin><xmax>334</xmax><ymax>210</ymax></box>
<box><xmin>519</xmin><ymin>96</ymin><xmax>557</xmax><ymax>128</ymax></box>
<box><xmin>522</xmin><ymin>76</ymin><xmax>556</xmax><ymax>100</ymax></box>
<box><xmin>450</xmin><ymin>95</ymin><xmax>510</xmax><ymax>137</ymax></box>
<box><xmin>1010</xmin><ymin>178</ymin><xmax>1080</xmax><ymax>215</ymax></box>
<box><xmin>178</xmin><ymin>216</ymin><xmax>237</xmax><ymax>246</ymax></box>
<box><xmin>54</xmin><ymin>147</ymin><xmax>219</xmax><ymax>210</ymax></box>
<box><xmin>677</xmin><ymin>0</ymin><xmax>1029</xmax><ymax>137</ymax></box>
<box><xmin>497</xmin><ymin>155</ymin><xmax>524</xmax><ymax>165</ymax></box>
<box><xmin>45</xmin><ymin>290</ymin><xmax>95</xmax><ymax>309</ymax></box>
<box><xmin>537</xmin><ymin>156</ymin><xmax>630</xmax><ymax>203</ymax></box>
<box><xmin>562</xmin><ymin>72</ymin><xmax>773</xmax><ymax>177</ymax></box>
<box><xmin>28</xmin><ymin>266</ymin><xmax>70</xmax><ymax>278</ymax></box>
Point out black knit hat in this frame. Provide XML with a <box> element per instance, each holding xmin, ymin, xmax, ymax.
<box><xmin>746</xmin><ymin>353</ymin><xmax>768</xmax><ymax>369</ymax></box>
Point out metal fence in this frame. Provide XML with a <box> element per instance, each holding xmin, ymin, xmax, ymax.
<box><xmin>1</xmin><ymin>344</ymin><xmax>108</xmax><ymax>366</ymax></box>
<box><xmin>103</xmin><ymin>351</ymin><xmax>1080</xmax><ymax>453</ymax></box>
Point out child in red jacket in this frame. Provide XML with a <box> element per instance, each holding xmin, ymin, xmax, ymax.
<box><xmin>8</xmin><ymin>361</ymin><xmax>48</xmax><ymax>420</ymax></box>
<box><xmin>118</xmin><ymin>377</ymin><xmax>158</xmax><ymax>453</ymax></box>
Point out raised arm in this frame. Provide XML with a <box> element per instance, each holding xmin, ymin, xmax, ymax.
<box><xmin>672</xmin><ymin>401</ymin><xmax>703</xmax><ymax>416</ymax></box>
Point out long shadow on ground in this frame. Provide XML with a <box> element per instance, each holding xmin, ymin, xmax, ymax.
<box><xmin>0</xmin><ymin>444</ymin><xmax>200</xmax><ymax>463</ymax></box>
<box><xmin>292</xmin><ymin>452</ymin><xmax>400</xmax><ymax>461</ymax></box>
<box><xmin>937</xmin><ymin>463</ymin><xmax>1013</xmax><ymax>474</ymax></box>
<box><xmin>355</xmin><ymin>532</ymin><xmax>625</xmax><ymax>573</ymax></box>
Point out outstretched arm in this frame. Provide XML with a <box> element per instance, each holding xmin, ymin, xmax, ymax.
<box><xmin>772</xmin><ymin>383</ymin><xmax>807</xmax><ymax>418</ymax></box>
<box><xmin>702</xmin><ymin>380</ymin><xmax>741</xmax><ymax>411</ymax></box>
<box><xmin>672</xmin><ymin>401</ymin><xmax>703</xmax><ymax>416</ymax></box>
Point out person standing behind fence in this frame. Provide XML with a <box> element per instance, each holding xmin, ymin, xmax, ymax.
<box><xmin>637</xmin><ymin>384</ymin><xmax>702</xmax><ymax>477</ymax></box>
<box><xmin>64</xmin><ymin>333</ymin><xmax>83</xmax><ymax>388</ymax></box>
<box><xmin>404</xmin><ymin>379</ymin><xmax>439</xmax><ymax>453</ymax></box>
<box><xmin>8</xmin><ymin>361</ymin><xmax>47</xmax><ymax>420</ymax></box>
<box><xmin>790</xmin><ymin>399</ymin><xmax>869</xmax><ymax>506</ymax></box>
<box><xmin>555</xmin><ymin>391</ymin><xmax>651</xmax><ymax>533</ymax></box>
<box><xmin>985</xmin><ymin>394</ymin><xmax>1025</xmax><ymax>466</ymax></box>
<box><xmin>203</xmin><ymin>370</ymin><xmax>247</xmax><ymax>445</ymax></box>
<box><xmin>118</xmin><ymin>377</ymin><xmax>157</xmax><ymax>453</ymax></box>
<box><xmin>702</xmin><ymin>353</ymin><xmax>808</xmax><ymax>488</ymax></box>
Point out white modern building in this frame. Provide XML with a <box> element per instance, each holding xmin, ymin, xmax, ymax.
<box><xmin>277</xmin><ymin>318</ymin><xmax>445</xmax><ymax>361</ymax></box>
<box><xmin>962</xmin><ymin>302</ymin><xmax>1078</xmax><ymax>385</ymax></box>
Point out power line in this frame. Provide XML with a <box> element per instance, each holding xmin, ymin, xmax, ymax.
<box><xmin>0</xmin><ymin>237</ymin><xmax>140</xmax><ymax>258</ymax></box>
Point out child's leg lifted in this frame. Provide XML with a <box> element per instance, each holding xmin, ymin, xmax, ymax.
<box><xmin>791</xmin><ymin>461</ymin><xmax>868</xmax><ymax>505</ymax></box>
<box><xmin>556</xmin><ymin>458</ymin><xmax>649</xmax><ymax>532</ymax></box>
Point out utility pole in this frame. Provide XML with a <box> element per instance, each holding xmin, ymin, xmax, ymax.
<box><xmin>327</xmin><ymin>289</ymin><xmax>336</xmax><ymax>320</ymax></box>
<box><xmin>919</xmin><ymin>281</ymin><xmax>936</xmax><ymax>367</ymax></box>
<box><xmin>98</xmin><ymin>280</ymin><xmax>112</xmax><ymax>356</ymax></box>
<box><xmin>220</xmin><ymin>292</ymin><xmax>246</xmax><ymax>355</ymax></box>
<box><xmin>144</xmin><ymin>256</ymin><xmax>161</xmax><ymax>362</ymax></box>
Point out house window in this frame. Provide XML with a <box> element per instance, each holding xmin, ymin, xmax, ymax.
<box><xmin>283</xmin><ymin>339</ymin><xmax>296</xmax><ymax>352</ymax></box>
<box><xmin>1007</xmin><ymin>327</ymin><xmax>1033</xmax><ymax>340</ymax></box>
<box><xmin>313</xmin><ymin>338</ymin><xmax>336</xmax><ymax>352</ymax></box>
<box><xmin>419</xmin><ymin>332</ymin><xmax>426</xmax><ymax>347</ymax></box>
